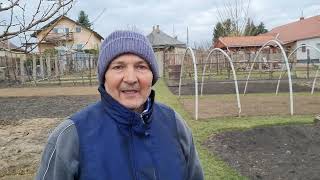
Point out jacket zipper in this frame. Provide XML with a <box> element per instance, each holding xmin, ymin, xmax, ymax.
<box><xmin>129</xmin><ymin>126</ymin><xmax>137</xmax><ymax>180</ymax></box>
<box><xmin>140</xmin><ymin>115</ymin><xmax>159</xmax><ymax>180</ymax></box>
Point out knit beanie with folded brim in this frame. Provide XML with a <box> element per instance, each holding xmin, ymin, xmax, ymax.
<box><xmin>97</xmin><ymin>30</ymin><xmax>159</xmax><ymax>85</ymax></box>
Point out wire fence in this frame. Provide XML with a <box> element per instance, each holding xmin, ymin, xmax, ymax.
<box><xmin>0</xmin><ymin>51</ymin><xmax>99</xmax><ymax>87</ymax></box>
<box><xmin>0</xmin><ymin>49</ymin><xmax>319</xmax><ymax>89</ymax></box>
<box><xmin>163</xmin><ymin>51</ymin><xmax>320</xmax><ymax>89</ymax></box>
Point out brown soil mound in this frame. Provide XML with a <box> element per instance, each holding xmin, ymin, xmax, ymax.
<box><xmin>205</xmin><ymin>123</ymin><xmax>320</xmax><ymax>180</ymax></box>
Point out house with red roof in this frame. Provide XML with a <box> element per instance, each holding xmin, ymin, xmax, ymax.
<box><xmin>214</xmin><ymin>15</ymin><xmax>320</xmax><ymax>63</ymax></box>
<box><xmin>265</xmin><ymin>15</ymin><xmax>320</xmax><ymax>63</ymax></box>
<box><xmin>213</xmin><ymin>35</ymin><xmax>276</xmax><ymax>52</ymax></box>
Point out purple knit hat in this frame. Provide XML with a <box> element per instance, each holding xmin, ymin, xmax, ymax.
<box><xmin>97</xmin><ymin>30</ymin><xmax>159</xmax><ymax>85</ymax></box>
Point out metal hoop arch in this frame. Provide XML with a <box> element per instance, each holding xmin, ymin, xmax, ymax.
<box><xmin>276</xmin><ymin>44</ymin><xmax>320</xmax><ymax>94</ymax></box>
<box><xmin>243</xmin><ymin>39</ymin><xmax>294</xmax><ymax>115</ymax></box>
<box><xmin>200</xmin><ymin>48</ymin><xmax>242</xmax><ymax>116</ymax></box>
<box><xmin>178</xmin><ymin>47</ymin><xmax>199</xmax><ymax>120</ymax></box>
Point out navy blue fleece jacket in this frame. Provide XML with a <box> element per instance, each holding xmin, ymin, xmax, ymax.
<box><xmin>36</xmin><ymin>86</ymin><xmax>203</xmax><ymax>180</ymax></box>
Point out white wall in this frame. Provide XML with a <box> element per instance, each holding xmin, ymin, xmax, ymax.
<box><xmin>296</xmin><ymin>37</ymin><xmax>320</xmax><ymax>61</ymax></box>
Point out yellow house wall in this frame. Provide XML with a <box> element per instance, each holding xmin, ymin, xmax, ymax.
<box><xmin>38</xmin><ymin>44</ymin><xmax>55</xmax><ymax>53</ymax></box>
<box><xmin>37</xmin><ymin>17</ymin><xmax>102</xmax><ymax>53</ymax></box>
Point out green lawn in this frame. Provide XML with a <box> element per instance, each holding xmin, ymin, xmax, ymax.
<box><xmin>154</xmin><ymin>79</ymin><xmax>314</xmax><ymax>180</ymax></box>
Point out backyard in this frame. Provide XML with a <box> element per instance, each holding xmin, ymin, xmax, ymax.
<box><xmin>0</xmin><ymin>80</ymin><xmax>319</xmax><ymax>179</ymax></box>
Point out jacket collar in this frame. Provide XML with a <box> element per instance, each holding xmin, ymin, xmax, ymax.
<box><xmin>98</xmin><ymin>85</ymin><xmax>155</xmax><ymax>134</ymax></box>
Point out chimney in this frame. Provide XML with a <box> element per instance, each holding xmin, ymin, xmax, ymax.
<box><xmin>152</xmin><ymin>26</ymin><xmax>155</xmax><ymax>31</ymax></box>
<box><xmin>156</xmin><ymin>25</ymin><xmax>160</xmax><ymax>33</ymax></box>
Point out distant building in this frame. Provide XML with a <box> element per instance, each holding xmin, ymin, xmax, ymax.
<box><xmin>265</xmin><ymin>15</ymin><xmax>320</xmax><ymax>63</ymax></box>
<box><xmin>214</xmin><ymin>15</ymin><xmax>320</xmax><ymax>63</ymax></box>
<box><xmin>0</xmin><ymin>40</ymin><xmax>24</xmax><ymax>54</ymax></box>
<box><xmin>213</xmin><ymin>35</ymin><xmax>276</xmax><ymax>52</ymax></box>
<box><xmin>147</xmin><ymin>25</ymin><xmax>187</xmax><ymax>77</ymax></box>
<box><xmin>147</xmin><ymin>25</ymin><xmax>186</xmax><ymax>52</ymax></box>
<box><xmin>32</xmin><ymin>15</ymin><xmax>103</xmax><ymax>53</ymax></box>
<box><xmin>0</xmin><ymin>40</ymin><xmax>25</xmax><ymax>81</ymax></box>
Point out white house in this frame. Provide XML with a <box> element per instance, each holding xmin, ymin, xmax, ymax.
<box><xmin>265</xmin><ymin>15</ymin><xmax>320</xmax><ymax>63</ymax></box>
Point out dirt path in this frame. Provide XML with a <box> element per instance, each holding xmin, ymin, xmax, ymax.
<box><xmin>205</xmin><ymin>122</ymin><xmax>320</xmax><ymax>180</ymax></box>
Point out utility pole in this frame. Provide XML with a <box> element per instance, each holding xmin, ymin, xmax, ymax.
<box><xmin>172</xmin><ymin>24</ymin><xmax>175</xmax><ymax>37</ymax></box>
<box><xmin>187</xmin><ymin>26</ymin><xmax>189</xmax><ymax>47</ymax></box>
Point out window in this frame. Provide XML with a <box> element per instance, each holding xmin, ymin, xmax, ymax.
<box><xmin>57</xmin><ymin>28</ymin><xmax>65</xmax><ymax>33</ymax></box>
<box><xmin>76</xmin><ymin>26</ymin><xmax>81</xmax><ymax>33</ymax></box>
<box><xmin>77</xmin><ymin>44</ymin><xmax>83</xmax><ymax>50</ymax></box>
<box><xmin>53</xmin><ymin>28</ymin><xmax>58</xmax><ymax>33</ymax></box>
<box><xmin>301</xmin><ymin>44</ymin><xmax>306</xmax><ymax>53</ymax></box>
<box><xmin>65</xmin><ymin>28</ymin><xmax>69</xmax><ymax>33</ymax></box>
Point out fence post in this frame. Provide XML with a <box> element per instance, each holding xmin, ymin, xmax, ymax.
<box><xmin>20</xmin><ymin>54</ymin><xmax>26</xmax><ymax>84</ymax></box>
<box><xmin>46</xmin><ymin>55</ymin><xmax>51</xmax><ymax>78</ymax></box>
<box><xmin>15</xmin><ymin>54</ymin><xmax>19</xmax><ymax>81</ymax></box>
<box><xmin>8</xmin><ymin>52</ymin><xmax>17</xmax><ymax>81</ymax></box>
<box><xmin>258</xmin><ymin>60</ymin><xmax>263</xmax><ymax>70</ymax></box>
<box><xmin>32</xmin><ymin>54</ymin><xmax>37</xmax><ymax>80</ymax></box>
<box><xmin>89</xmin><ymin>54</ymin><xmax>92</xmax><ymax>86</ymax></box>
<box><xmin>228</xmin><ymin>63</ymin><xmax>231</xmax><ymax>79</ymax></box>
<box><xmin>307</xmin><ymin>49</ymin><xmax>310</xmax><ymax>79</ymax></box>
<box><xmin>39</xmin><ymin>54</ymin><xmax>44</xmax><ymax>79</ymax></box>
<box><xmin>59</xmin><ymin>54</ymin><xmax>64</xmax><ymax>76</ymax></box>
<box><xmin>216</xmin><ymin>56</ymin><xmax>219</xmax><ymax>76</ymax></box>
<box><xmin>4</xmin><ymin>52</ymin><xmax>9</xmax><ymax>80</ymax></box>
<box><xmin>269</xmin><ymin>61</ymin><xmax>273</xmax><ymax>79</ymax></box>
<box><xmin>55</xmin><ymin>55</ymin><xmax>59</xmax><ymax>77</ymax></box>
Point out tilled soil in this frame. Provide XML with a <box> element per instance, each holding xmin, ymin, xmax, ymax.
<box><xmin>1</xmin><ymin>86</ymin><xmax>320</xmax><ymax>179</ymax></box>
<box><xmin>180</xmin><ymin>95</ymin><xmax>320</xmax><ymax>119</ymax></box>
<box><xmin>169</xmin><ymin>80</ymin><xmax>320</xmax><ymax>95</ymax></box>
<box><xmin>205</xmin><ymin>123</ymin><xmax>320</xmax><ymax>180</ymax></box>
<box><xmin>0</xmin><ymin>118</ymin><xmax>61</xmax><ymax>178</ymax></box>
<box><xmin>0</xmin><ymin>95</ymin><xmax>99</xmax><ymax>178</ymax></box>
<box><xmin>0</xmin><ymin>95</ymin><xmax>99</xmax><ymax>125</ymax></box>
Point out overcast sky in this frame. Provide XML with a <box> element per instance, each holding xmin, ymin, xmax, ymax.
<box><xmin>64</xmin><ymin>0</ymin><xmax>320</xmax><ymax>46</ymax></box>
<box><xmin>2</xmin><ymin>0</ymin><xmax>320</xmax><ymax>47</ymax></box>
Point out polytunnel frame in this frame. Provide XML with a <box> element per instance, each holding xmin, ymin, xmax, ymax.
<box><xmin>243</xmin><ymin>39</ymin><xmax>294</xmax><ymax>115</ymax></box>
<box><xmin>275</xmin><ymin>44</ymin><xmax>320</xmax><ymax>95</ymax></box>
<box><xmin>178</xmin><ymin>47</ymin><xmax>199</xmax><ymax>120</ymax></box>
<box><xmin>200</xmin><ymin>48</ymin><xmax>242</xmax><ymax>116</ymax></box>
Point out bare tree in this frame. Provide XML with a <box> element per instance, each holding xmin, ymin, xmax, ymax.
<box><xmin>0</xmin><ymin>0</ymin><xmax>74</xmax><ymax>45</ymax></box>
<box><xmin>216</xmin><ymin>0</ymin><xmax>251</xmax><ymax>36</ymax></box>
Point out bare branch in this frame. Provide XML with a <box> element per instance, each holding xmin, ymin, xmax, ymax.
<box><xmin>2</xmin><ymin>2</ymin><xmax>15</xmax><ymax>39</ymax></box>
<box><xmin>0</xmin><ymin>0</ymin><xmax>74</xmax><ymax>41</ymax></box>
<box><xmin>215</xmin><ymin>0</ymin><xmax>251</xmax><ymax>37</ymax></box>
<box><xmin>0</xmin><ymin>0</ymin><xmax>20</xmax><ymax>12</ymax></box>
